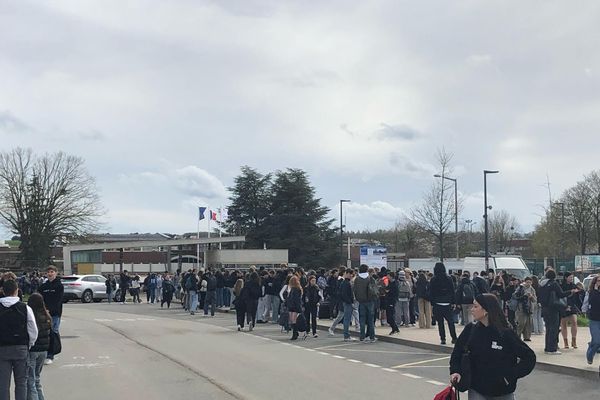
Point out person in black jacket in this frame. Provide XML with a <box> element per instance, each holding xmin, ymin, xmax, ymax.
<box><xmin>38</xmin><ymin>265</ymin><xmax>63</xmax><ymax>363</ymax></box>
<box><xmin>287</xmin><ymin>276</ymin><xmax>304</xmax><ymax>340</ymax></box>
<box><xmin>245</xmin><ymin>272</ymin><xmax>262</xmax><ymax>331</ymax></box>
<box><xmin>450</xmin><ymin>293</ymin><xmax>536</xmax><ymax>399</ymax></box>
<box><xmin>303</xmin><ymin>276</ymin><xmax>322</xmax><ymax>338</ymax></box>
<box><xmin>539</xmin><ymin>269</ymin><xmax>579</xmax><ymax>354</ymax></box>
<box><xmin>386</xmin><ymin>272</ymin><xmax>400</xmax><ymax>335</ymax></box>
<box><xmin>430</xmin><ymin>262</ymin><xmax>457</xmax><ymax>345</ymax></box>
<box><xmin>456</xmin><ymin>273</ymin><xmax>478</xmax><ymax>326</ymax></box>
<box><xmin>27</xmin><ymin>293</ymin><xmax>51</xmax><ymax>400</ymax></box>
<box><xmin>473</xmin><ymin>271</ymin><xmax>490</xmax><ymax>294</ymax></box>
<box><xmin>584</xmin><ymin>276</ymin><xmax>600</xmax><ymax>365</ymax></box>
<box><xmin>415</xmin><ymin>272</ymin><xmax>432</xmax><ymax>329</ymax></box>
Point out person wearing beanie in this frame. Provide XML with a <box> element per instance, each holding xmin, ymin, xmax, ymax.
<box><xmin>450</xmin><ymin>293</ymin><xmax>536</xmax><ymax>399</ymax></box>
<box><xmin>395</xmin><ymin>270</ymin><xmax>411</xmax><ymax>327</ymax></box>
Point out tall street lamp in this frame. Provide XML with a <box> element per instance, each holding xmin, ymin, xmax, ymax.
<box><xmin>484</xmin><ymin>170</ymin><xmax>499</xmax><ymax>269</ymax></box>
<box><xmin>434</xmin><ymin>174</ymin><xmax>459</xmax><ymax>260</ymax></box>
<box><xmin>554</xmin><ymin>202</ymin><xmax>565</xmax><ymax>261</ymax></box>
<box><xmin>340</xmin><ymin>199</ymin><xmax>351</xmax><ymax>264</ymax></box>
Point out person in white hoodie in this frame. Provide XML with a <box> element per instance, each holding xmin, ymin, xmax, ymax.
<box><xmin>0</xmin><ymin>278</ymin><xmax>38</xmax><ymax>400</ymax></box>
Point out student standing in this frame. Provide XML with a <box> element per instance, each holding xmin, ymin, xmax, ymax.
<box><xmin>0</xmin><ymin>279</ymin><xmax>38</xmax><ymax>400</ymax></box>
<box><xmin>303</xmin><ymin>276</ymin><xmax>321</xmax><ymax>338</ymax></box>
<box><xmin>287</xmin><ymin>276</ymin><xmax>303</xmax><ymax>341</ymax></box>
<box><xmin>429</xmin><ymin>262</ymin><xmax>457</xmax><ymax>345</ymax></box>
<box><xmin>38</xmin><ymin>265</ymin><xmax>62</xmax><ymax>364</ymax></box>
<box><xmin>27</xmin><ymin>293</ymin><xmax>51</xmax><ymax>400</ymax></box>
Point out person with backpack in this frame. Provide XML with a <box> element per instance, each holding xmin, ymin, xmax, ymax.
<box><xmin>27</xmin><ymin>293</ymin><xmax>51</xmax><ymax>400</ymax></box>
<box><xmin>430</xmin><ymin>262</ymin><xmax>458</xmax><ymax>345</ymax></box>
<box><xmin>395</xmin><ymin>270</ymin><xmax>412</xmax><ymax>327</ymax></box>
<box><xmin>456</xmin><ymin>273</ymin><xmax>478</xmax><ymax>326</ymax></box>
<box><xmin>353</xmin><ymin>264</ymin><xmax>379</xmax><ymax>343</ymax></box>
<box><xmin>105</xmin><ymin>274</ymin><xmax>116</xmax><ymax>304</ymax></box>
<box><xmin>161</xmin><ymin>275</ymin><xmax>176</xmax><ymax>309</ymax></box>
<box><xmin>386</xmin><ymin>272</ymin><xmax>400</xmax><ymax>335</ymax></box>
<box><xmin>538</xmin><ymin>269</ymin><xmax>579</xmax><ymax>354</ymax></box>
<box><xmin>449</xmin><ymin>293</ymin><xmax>536</xmax><ymax>400</ymax></box>
<box><xmin>415</xmin><ymin>272</ymin><xmax>432</xmax><ymax>329</ymax></box>
<box><xmin>186</xmin><ymin>271</ymin><xmax>199</xmax><ymax>315</ymax></box>
<box><xmin>0</xmin><ymin>279</ymin><xmax>38</xmax><ymax>400</ymax></box>
<box><xmin>514</xmin><ymin>277</ymin><xmax>536</xmax><ymax>342</ymax></box>
<box><xmin>203</xmin><ymin>271</ymin><xmax>217</xmax><ymax>316</ymax></box>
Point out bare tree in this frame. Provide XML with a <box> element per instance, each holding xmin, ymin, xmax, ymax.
<box><xmin>410</xmin><ymin>149</ymin><xmax>461</xmax><ymax>261</ymax></box>
<box><xmin>561</xmin><ymin>180</ymin><xmax>592</xmax><ymax>256</ymax></box>
<box><xmin>486</xmin><ymin>210</ymin><xmax>519</xmax><ymax>253</ymax></box>
<box><xmin>0</xmin><ymin>148</ymin><xmax>105</xmax><ymax>268</ymax></box>
<box><xmin>585</xmin><ymin>171</ymin><xmax>600</xmax><ymax>253</ymax></box>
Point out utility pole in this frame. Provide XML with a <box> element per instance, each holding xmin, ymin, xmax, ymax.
<box><xmin>339</xmin><ymin>200</ymin><xmax>350</xmax><ymax>264</ymax></box>
<box><xmin>484</xmin><ymin>170</ymin><xmax>499</xmax><ymax>269</ymax></box>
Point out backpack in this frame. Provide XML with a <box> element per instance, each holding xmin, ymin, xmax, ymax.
<box><xmin>538</xmin><ymin>283</ymin><xmax>550</xmax><ymax>307</ymax></box>
<box><xmin>317</xmin><ymin>276</ymin><xmax>328</xmax><ymax>291</ymax></box>
<box><xmin>398</xmin><ymin>281</ymin><xmax>411</xmax><ymax>299</ymax></box>
<box><xmin>184</xmin><ymin>275</ymin><xmax>194</xmax><ymax>290</ymax></box>
<box><xmin>462</xmin><ymin>283</ymin><xmax>475</xmax><ymax>303</ymax></box>
<box><xmin>206</xmin><ymin>276</ymin><xmax>217</xmax><ymax>291</ymax></box>
<box><xmin>508</xmin><ymin>290</ymin><xmax>519</xmax><ymax>312</ymax></box>
<box><xmin>0</xmin><ymin>302</ymin><xmax>28</xmax><ymax>346</ymax></box>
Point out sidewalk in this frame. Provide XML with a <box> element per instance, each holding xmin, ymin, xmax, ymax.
<box><xmin>316</xmin><ymin>318</ymin><xmax>600</xmax><ymax>380</ymax></box>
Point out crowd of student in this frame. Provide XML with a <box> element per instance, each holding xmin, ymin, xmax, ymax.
<box><xmin>2</xmin><ymin>261</ymin><xmax>599</xmax><ymax>400</ymax></box>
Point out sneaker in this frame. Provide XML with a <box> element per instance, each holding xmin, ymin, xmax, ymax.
<box><xmin>587</xmin><ymin>358</ymin><xmax>593</xmax><ymax>365</ymax></box>
<box><xmin>544</xmin><ymin>351</ymin><xmax>562</xmax><ymax>355</ymax></box>
<box><xmin>524</xmin><ymin>339</ymin><xmax>531</xmax><ymax>342</ymax></box>
<box><xmin>313</xmin><ymin>333</ymin><xmax>318</xmax><ymax>338</ymax></box>
<box><xmin>190</xmin><ymin>311</ymin><xmax>195</xmax><ymax>315</ymax></box>
<box><xmin>343</xmin><ymin>337</ymin><xmax>352</xmax><ymax>342</ymax></box>
<box><xmin>410</xmin><ymin>323</ymin><xmax>416</xmax><ymax>327</ymax></box>
<box><xmin>44</xmin><ymin>359</ymin><xmax>53</xmax><ymax>365</ymax></box>
<box><xmin>237</xmin><ymin>325</ymin><xmax>241</xmax><ymax>332</ymax></box>
<box><xmin>369</xmin><ymin>338</ymin><xmax>378</xmax><ymax>343</ymax></box>
<box><xmin>440</xmin><ymin>340</ymin><xmax>446</xmax><ymax>345</ymax></box>
<box><xmin>328</xmin><ymin>328</ymin><xmax>335</xmax><ymax>336</ymax></box>
<box><xmin>249</xmin><ymin>324</ymin><xmax>254</xmax><ymax>332</ymax></box>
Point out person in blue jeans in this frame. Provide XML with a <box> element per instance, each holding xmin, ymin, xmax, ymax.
<box><xmin>38</xmin><ymin>265</ymin><xmax>63</xmax><ymax>364</ymax></box>
<box><xmin>353</xmin><ymin>264</ymin><xmax>378</xmax><ymax>343</ymax></box>
<box><xmin>583</xmin><ymin>276</ymin><xmax>600</xmax><ymax>365</ymax></box>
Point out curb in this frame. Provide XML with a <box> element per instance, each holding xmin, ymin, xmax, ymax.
<box><xmin>216</xmin><ymin>308</ymin><xmax>598</xmax><ymax>380</ymax></box>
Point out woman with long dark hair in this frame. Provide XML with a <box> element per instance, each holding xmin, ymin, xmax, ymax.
<box><xmin>287</xmin><ymin>275</ymin><xmax>303</xmax><ymax>340</ymax></box>
<box><xmin>450</xmin><ymin>294</ymin><xmax>536</xmax><ymax>399</ymax></box>
<box><xmin>27</xmin><ymin>293</ymin><xmax>51</xmax><ymax>400</ymax></box>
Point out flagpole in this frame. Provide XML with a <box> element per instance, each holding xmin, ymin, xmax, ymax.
<box><xmin>196</xmin><ymin>215</ymin><xmax>200</xmax><ymax>269</ymax></box>
<box><xmin>218</xmin><ymin>207</ymin><xmax>222</xmax><ymax>250</ymax></box>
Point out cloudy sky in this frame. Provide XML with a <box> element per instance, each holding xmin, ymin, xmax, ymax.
<box><xmin>1</xmin><ymin>0</ymin><xmax>599</xmax><ymax>238</ymax></box>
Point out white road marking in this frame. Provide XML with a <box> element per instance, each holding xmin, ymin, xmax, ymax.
<box><xmin>347</xmin><ymin>359</ymin><xmax>361</xmax><ymax>363</ymax></box>
<box><xmin>382</xmin><ymin>368</ymin><xmax>397</xmax><ymax>373</ymax></box>
<box><xmin>98</xmin><ymin>356</ymin><xmax>110</xmax><ymax>359</ymax></box>
<box><xmin>332</xmin><ymin>355</ymin><xmax>346</xmax><ymax>359</ymax></box>
<box><xmin>304</xmin><ymin>348</ymin><xmax>315</xmax><ymax>352</ymax></box>
<box><xmin>364</xmin><ymin>363</ymin><xmax>381</xmax><ymax>368</ymax></box>
<box><xmin>392</xmin><ymin>356</ymin><xmax>451</xmax><ymax>369</ymax></box>
<box><xmin>115</xmin><ymin>318</ymin><xmax>136</xmax><ymax>321</ymax></box>
<box><xmin>402</xmin><ymin>373</ymin><xmax>423</xmax><ymax>379</ymax></box>
<box><xmin>427</xmin><ymin>380</ymin><xmax>446</xmax><ymax>386</ymax></box>
<box><xmin>135</xmin><ymin>318</ymin><xmax>155</xmax><ymax>321</ymax></box>
<box><xmin>60</xmin><ymin>362</ymin><xmax>115</xmax><ymax>369</ymax></box>
<box><xmin>94</xmin><ymin>318</ymin><xmax>112</xmax><ymax>322</ymax></box>
<box><xmin>72</xmin><ymin>356</ymin><xmax>85</xmax><ymax>360</ymax></box>
<box><xmin>318</xmin><ymin>352</ymin><xmax>330</xmax><ymax>355</ymax></box>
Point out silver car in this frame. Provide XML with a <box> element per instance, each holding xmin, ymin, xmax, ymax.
<box><xmin>62</xmin><ymin>274</ymin><xmax>119</xmax><ymax>303</ymax></box>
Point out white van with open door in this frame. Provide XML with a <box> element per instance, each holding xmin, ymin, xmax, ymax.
<box><xmin>462</xmin><ymin>256</ymin><xmax>530</xmax><ymax>280</ymax></box>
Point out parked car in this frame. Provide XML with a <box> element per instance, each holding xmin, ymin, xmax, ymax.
<box><xmin>61</xmin><ymin>275</ymin><xmax>120</xmax><ymax>303</ymax></box>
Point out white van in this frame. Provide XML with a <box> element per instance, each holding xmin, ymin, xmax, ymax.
<box><xmin>407</xmin><ymin>258</ymin><xmax>465</xmax><ymax>274</ymax></box>
<box><xmin>462</xmin><ymin>256</ymin><xmax>530</xmax><ymax>280</ymax></box>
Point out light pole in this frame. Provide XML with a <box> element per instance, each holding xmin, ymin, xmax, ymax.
<box><xmin>554</xmin><ymin>202</ymin><xmax>565</xmax><ymax>261</ymax></box>
<box><xmin>434</xmin><ymin>174</ymin><xmax>459</xmax><ymax>260</ymax></box>
<box><xmin>340</xmin><ymin>199</ymin><xmax>351</xmax><ymax>264</ymax></box>
<box><xmin>484</xmin><ymin>170</ymin><xmax>499</xmax><ymax>269</ymax></box>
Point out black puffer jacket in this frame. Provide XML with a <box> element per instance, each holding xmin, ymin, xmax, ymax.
<box><xmin>31</xmin><ymin>312</ymin><xmax>51</xmax><ymax>352</ymax></box>
<box><xmin>429</xmin><ymin>274</ymin><xmax>455</xmax><ymax>305</ymax></box>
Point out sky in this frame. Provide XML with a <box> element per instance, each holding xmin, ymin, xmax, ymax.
<box><xmin>2</xmin><ymin>0</ymin><xmax>600</xmax><ymax>238</ymax></box>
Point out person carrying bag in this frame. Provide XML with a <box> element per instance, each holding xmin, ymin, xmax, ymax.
<box><xmin>449</xmin><ymin>294</ymin><xmax>536</xmax><ymax>400</ymax></box>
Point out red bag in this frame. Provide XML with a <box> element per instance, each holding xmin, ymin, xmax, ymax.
<box><xmin>433</xmin><ymin>386</ymin><xmax>458</xmax><ymax>400</ymax></box>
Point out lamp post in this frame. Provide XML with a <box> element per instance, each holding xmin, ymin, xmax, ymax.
<box><xmin>434</xmin><ymin>174</ymin><xmax>459</xmax><ymax>260</ymax></box>
<box><xmin>554</xmin><ymin>202</ymin><xmax>565</xmax><ymax>261</ymax></box>
<box><xmin>484</xmin><ymin>170</ymin><xmax>499</xmax><ymax>269</ymax></box>
<box><xmin>340</xmin><ymin>199</ymin><xmax>351</xmax><ymax>264</ymax></box>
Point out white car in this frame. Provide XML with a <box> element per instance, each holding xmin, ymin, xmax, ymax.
<box><xmin>61</xmin><ymin>275</ymin><xmax>120</xmax><ymax>303</ymax></box>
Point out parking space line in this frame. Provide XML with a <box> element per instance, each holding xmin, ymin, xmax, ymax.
<box><xmin>427</xmin><ymin>380</ymin><xmax>446</xmax><ymax>386</ymax></box>
<box><xmin>347</xmin><ymin>359</ymin><xmax>361</xmax><ymax>363</ymax></box>
<box><xmin>392</xmin><ymin>356</ymin><xmax>450</xmax><ymax>369</ymax></box>
<box><xmin>402</xmin><ymin>373</ymin><xmax>423</xmax><ymax>379</ymax></box>
<box><xmin>314</xmin><ymin>343</ymin><xmax>358</xmax><ymax>350</ymax></box>
<box><xmin>318</xmin><ymin>352</ymin><xmax>330</xmax><ymax>355</ymax></box>
<box><xmin>332</xmin><ymin>355</ymin><xmax>346</xmax><ymax>359</ymax></box>
<box><xmin>382</xmin><ymin>368</ymin><xmax>397</xmax><ymax>373</ymax></box>
<box><xmin>364</xmin><ymin>363</ymin><xmax>381</xmax><ymax>368</ymax></box>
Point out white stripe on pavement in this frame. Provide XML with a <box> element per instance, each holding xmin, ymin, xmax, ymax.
<box><xmin>364</xmin><ymin>363</ymin><xmax>381</xmax><ymax>368</ymax></box>
<box><xmin>402</xmin><ymin>373</ymin><xmax>423</xmax><ymax>379</ymax></box>
<box><xmin>382</xmin><ymin>368</ymin><xmax>397</xmax><ymax>372</ymax></box>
